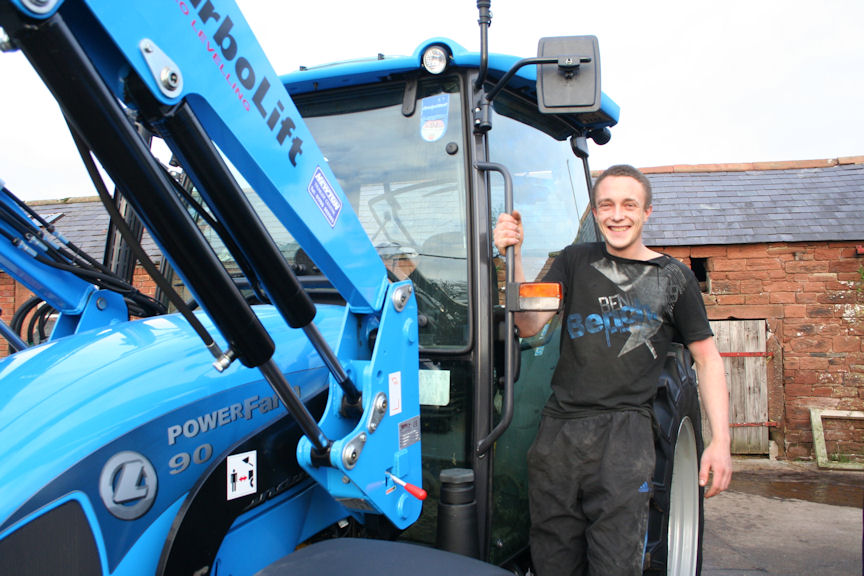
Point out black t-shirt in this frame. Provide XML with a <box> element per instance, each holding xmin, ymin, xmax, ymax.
<box><xmin>542</xmin><ymin>243</ymin><xmax>713</xmax><ymax>417</ymax></box>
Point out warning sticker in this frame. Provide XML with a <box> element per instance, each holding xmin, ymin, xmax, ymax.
<box><xmin>308</xmin><ymin>166</ymin><xmax>342</xmax><ymax>227</ymax></box>
<box><xmin>389</xmin><ymin>372</ymin><xmax>402</xmax><ymax>416</ymax></box>
<box><xmin>226</xmin><ymin>450</ymin><xmax>257</xmax><ymax>500</ymax></box>
<box><xmin>419</xmin><ymin>94</ymin><xmax>449</xmax><ymax>142</ymax></box>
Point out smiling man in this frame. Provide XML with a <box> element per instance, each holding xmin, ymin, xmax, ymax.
<box><xmin>493</xmin><ymin>164</ymin><xmax>732</xmax><ymax>576</ymax></box>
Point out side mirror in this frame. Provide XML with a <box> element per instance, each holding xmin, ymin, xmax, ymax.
<box><xmin>536</xmin><ymin>36</ymin><xmax>601</xmax><ymax>114</ymax></box>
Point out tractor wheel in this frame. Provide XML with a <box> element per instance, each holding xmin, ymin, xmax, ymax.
<box><xmin>644</xmin><ymin>344</ymin><xmax>704</xmax><ymax>575</ymax></box>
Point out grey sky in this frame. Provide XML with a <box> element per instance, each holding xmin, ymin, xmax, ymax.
<box><xmin>1</xmin><ymin>0</ymin><xmax>862</xmax><ymax>200</ymax></box>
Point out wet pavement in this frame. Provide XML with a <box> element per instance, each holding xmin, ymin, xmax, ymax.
<box><xmin>702</xmin><ymin>458</ymin><xmax>863</xmax><ymax>576</ymax></box>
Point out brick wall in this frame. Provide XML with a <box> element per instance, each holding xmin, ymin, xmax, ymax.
<box><xmin>131</xmin><ymin>266</ymin><xmax>158</xmax><ymax>301</ymax></box>
<box><xmin>0</xmin><ymin>264</ymin><xmax>159</xmax><ymax>358</ymax></box>
<box><xmin>652</xmin><ymin>241</ymin><xmax>864</xmax><ymax>460</ymax></box>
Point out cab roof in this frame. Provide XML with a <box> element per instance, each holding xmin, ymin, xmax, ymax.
<box><xmin>280</xmin><ymin>38</ymin><xmax>619</xmax><ymax>134</ymax></box>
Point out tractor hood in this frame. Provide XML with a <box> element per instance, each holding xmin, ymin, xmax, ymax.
<box><xmin>0</xmin><ymin>304</ymin><xmax>344</xmax><ymax>527</ymax></box>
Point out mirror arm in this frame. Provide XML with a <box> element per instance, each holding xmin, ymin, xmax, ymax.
<box><xmin>485</xmin><ymin>55</ymin><xmax>591</xmax><ymax>103</ymax></box>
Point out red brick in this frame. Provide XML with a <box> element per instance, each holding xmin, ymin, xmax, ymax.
<box><xmin>833</xmin><ymin>335</ymin><xmax>861</xmax><ymax>353</ymax></box>
<box><xmin>710</xmin><ymin>280</ymin><xmax>737</xmax><ymax>294</ymax></box>
<box><xmin>709</xmin><ymin>304</ymin><xmax>784</xmax><ymax>320</ymax></box>
<box><xmin>770</xmin><ymin>292</ymin><xmax>797</xmax><ymax>304</ymax></box>
<box><xmin>788</xmin><ymin>371</ymin><xmax>820</xmax><ymax>386</ymax></box>
<box><xmin>715</xmin><ymin>295</ymin><xmax>746</xmax><ymax>305</ymax></box>
<box><xmin>805</xmin><ymin>397</ymin><xmax>843</xmax><ymax>410</ymax></box>
<box><xmin>690</xmin><ymin>246</ymin><xmax>727</xmax><ymax>257</ymax></box>
<box><xmin>785</xmin><ymin>405</ymin><xmax>814</xmax><ymax>421</ymax></box>
<box><xmin>786</xmin><ymin>260</ymin><xmax>830</xmax><ymax>274</ymax></box>
<box><xmin>789</xmin><ymin>337</ymin><xmax>832</xmax><ymax>353</ymax></box>
<box><xmin>766</xmin><ymin>245</ymin><xmax>799</xmax><ymax>255</ymax></box>
<box><xmin>724</xmin><ymin>271</ymin><xmax>760</xmax><ymax>280</ymax></box>
<box><xmin>727</xmin><ymin>245</ymin><xmax>772</xmax><ymax>258</ymax></box>
<box><xmin>746</xmin><ymin>258</ymin><xmax>784</xmax><ymax>271</ymax></box>
<box><xmin>814</xmin><ymin>247</ymin><xmax>844</xmax><ymax>260</ymax></box>
<box><xmin>826</xmin><ymin>280</ymin><xmax>862</xmax><ymax>292</ymax></box>
<box><xmin>657</xmin><ymin>246</ymin><xmax>690</xmax><ymax>259</ymax></box>
<box><xmin>764</xmin><ymin>280</ymin><xmax>800</xmax><ymax>292</ymax></box>
<box><xmin>806</xmin><ymin>305</ymin><xmax>835</xmax><ymax>318</ymax></box>
<box><xmin>796</xmin><ymin>281</ymin><xmax>827</xmax><ymax>293</ymax></box>
<box><xmin>785</xmin><ymin>446</ymin><xmax>811</xmax><ymax>459</ymax></box>
<box><xmin>816</xmin><ymin>323</ymin><xmax>841</xmax><ymax>336</ymax></box>
<box><xmin>786</xmin><ymin>320</ymin><xmax>817</xmax><ymax>335</ymax></box>
<box><xmin>785</xmin><ymin>304</ymin><xmax>807</xmax><ymax>318</ymax></box>
<box><xmin>838</xmin><ymin>155</ymin><xmax>864</xmax><ymax>165</ymax></box>
<box><xmin>799</xmin><ymin>356</ymin><xmax>830</xmax><ymax>370</ymax></box>
<box><xmin>743</xmin><ymin>293</ymin><xmax>769</xmax><ymax>304</ymax></box>
<box><xmin>711</xmin><ymin>259</ymin><xmax>742</xmax><ymax>272</ymax></box>
<box><xmin>809</xmin><ymin>274</ymin><xmax>839</xmax><ymax>285</ymax></box>
<box><xmin>836</xmin><ymin>272</ymin><xmax>860</xmax><ymax>283</ymax></box>
<box><xmin>829</xmin><ymin>259</ymin><xmax>862</xmax><ymax>273</ymax></box>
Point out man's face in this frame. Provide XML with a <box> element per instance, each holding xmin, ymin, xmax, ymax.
<box><xmin>592</xmin><ymin>175</ymin><xmax>652</xmax><ymax>259</ymax></box>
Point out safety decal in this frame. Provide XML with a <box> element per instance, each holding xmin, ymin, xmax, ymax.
<box><xmin>419</xmin><ymin>94</ymin><xmax>449</xmax><ymax>142</ymax></box>
<box><xmin>227</xmin><ymin>450</ymin><xmax>257</xmax><ymax>500</ymax></box>
<box><xmin>99</xmin><ymin>451</ymin><xmax>158</xmax><ymax>520</ymax></box>
<box><xmin>388</xmin><ymin>371</ymin><xmax>403</xmax><ymax>416</ymax></box>
<box><xmin>308</xmin><ymin>166</ymin><xmax>342</xmax><ymax>227</ymax></box>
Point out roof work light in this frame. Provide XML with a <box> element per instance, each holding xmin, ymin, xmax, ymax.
<box><xmin>421</xmin><ymin>45</ymin><xmax>450</xmax><ymax>74</ymax></box>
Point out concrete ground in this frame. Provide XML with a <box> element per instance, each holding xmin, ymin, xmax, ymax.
<box><xmin>701</xmin><ymin>458</ymin><xmax>863</xmax><ymax>576</ymax></box>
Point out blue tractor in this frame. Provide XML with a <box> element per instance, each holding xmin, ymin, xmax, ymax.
<box><xmin>0</xmin><ymin>1</ymin><xmax>703</xmax><ymax>574</ymax></box>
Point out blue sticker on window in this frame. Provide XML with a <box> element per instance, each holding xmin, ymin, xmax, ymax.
<box><xmin>420</xmin><ymin>94</ymin><xmax>449</xmax><ymax>142</ymax></box>
<box><xmin>308</xmin><ymin>166</ymin><xmax>342</xmax><ymax>227</ymax></box>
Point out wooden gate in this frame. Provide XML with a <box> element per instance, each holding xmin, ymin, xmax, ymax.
<box><xmin>706</xmin><ymin>319</ymin><xmax>769</xmax><ymax>454</ymax></box>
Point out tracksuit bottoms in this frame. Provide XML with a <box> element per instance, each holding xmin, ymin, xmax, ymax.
<box><xmin>527</xmin><ymin>411</ymin><xmax>655</xmax><ymax>576</ymax></box>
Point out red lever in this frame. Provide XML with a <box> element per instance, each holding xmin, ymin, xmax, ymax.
<box><xmin>387</xmin><ymin>472</ymin><xmax>427</xmax><ymax>500</ymax></box>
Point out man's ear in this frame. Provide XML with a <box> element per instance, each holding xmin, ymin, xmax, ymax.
<box><xmin>644</xmin><ymin>205</ymin><xmax>653</xmax><ymax>219</ymax></box>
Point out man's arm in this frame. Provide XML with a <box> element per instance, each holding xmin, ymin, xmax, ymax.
<box><xmin>493</xmin><ymin>211</ymin><xmax>556</xmax><ymax>337</ymax></box>
<box><xmin>687</xmin><ymin>336</ymin><xmax>733</xmax><ymax>498</ymax></box>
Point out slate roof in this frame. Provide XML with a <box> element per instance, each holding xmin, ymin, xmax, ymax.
<box><xmin>29</xmin><ymin>197</ymin><xmax>161</xmax><ymax>261</ymax></box>
<box><xmin>30</xmin><ymin>158</ymin><xmax>864</xmax><ymax>256</ymax></box>
<box><xmin>640</xmin><ymin>158</ymin><xmax>864</xmax><ymax>246</ymax></box>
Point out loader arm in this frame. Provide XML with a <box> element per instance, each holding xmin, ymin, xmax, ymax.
<box><xmin>0</xmin><ymin>0</ymin><xmax>422</xmax><ymax>532</ymax></box>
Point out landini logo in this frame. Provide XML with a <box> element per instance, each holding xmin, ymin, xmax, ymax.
<box><xmin>99</xmin><ymin>451</ymin><xmax>158</xmax><ymax>520</ymax></box>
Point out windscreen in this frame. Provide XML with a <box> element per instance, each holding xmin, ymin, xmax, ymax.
<box><xmin>293</xmin><ymin>77</ymin><xmax>469</xmax><ymax>349</ymax></box>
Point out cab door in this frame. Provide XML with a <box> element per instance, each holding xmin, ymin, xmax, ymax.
<box><xmin>485</xmin><ymin>99</ymin><xmax>598</xmax><ymax>565</ymax></box>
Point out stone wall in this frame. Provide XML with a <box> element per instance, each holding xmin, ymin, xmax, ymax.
<box><xmin>652</xmin><ymin>241</ymin><xmax>864</xmax><ymax>460</ymax></box>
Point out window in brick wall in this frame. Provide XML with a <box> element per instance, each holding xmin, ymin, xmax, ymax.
<box><xmin>690</xmin><ymin>257</ymin><xmax>709</xmax><ymax>293</ymax></box>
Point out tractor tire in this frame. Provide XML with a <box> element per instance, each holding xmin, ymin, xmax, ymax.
<box><xmin>644</xmin><ymin>343</ymin><xmax>705</xmax><ymax>575</ymax></box>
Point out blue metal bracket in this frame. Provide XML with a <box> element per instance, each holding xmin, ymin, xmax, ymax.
<box><xmin>297</xmin><ymin>280</ymin><xmax>422</xmax><ymax>529</ymax></box>
<box><xmin>51</xmin><ymin>288</ymin><xmax>128</xmax><ymax>339</ymax></box>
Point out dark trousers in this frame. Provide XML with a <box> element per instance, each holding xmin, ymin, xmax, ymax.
<box><xmin>527</xmin><ymin>411</ymin><xmax>655</xmax><ymax>576</ymax></box>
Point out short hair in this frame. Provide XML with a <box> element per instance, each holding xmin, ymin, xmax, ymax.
<box><xmin>591</xmin><ymin>164</ymin><xmax>652</xmax><ymax>208</ymax></box>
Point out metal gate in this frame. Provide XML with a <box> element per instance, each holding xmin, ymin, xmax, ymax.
<box><xmin>706</xmin><ymin>319</ymin><xmax>770</xmax><ymax>454</ymax></box>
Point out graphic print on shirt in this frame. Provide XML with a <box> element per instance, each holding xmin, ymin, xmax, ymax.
<box><xmin>565</xmin><ymin>257</ymin><xmax>684</xmax><ymax>359</ymax></box>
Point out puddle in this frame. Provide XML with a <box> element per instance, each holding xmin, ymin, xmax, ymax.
<box><xmin>729</xmin><ymin>470</ymin><xmax>863</xmax><ymax>508</ymax></box>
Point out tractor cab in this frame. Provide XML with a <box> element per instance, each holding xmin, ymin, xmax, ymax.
<box><xmin>249</xmin><ymin>37</ymin><xmax>619</xmax><ymax>564</ymax></box>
